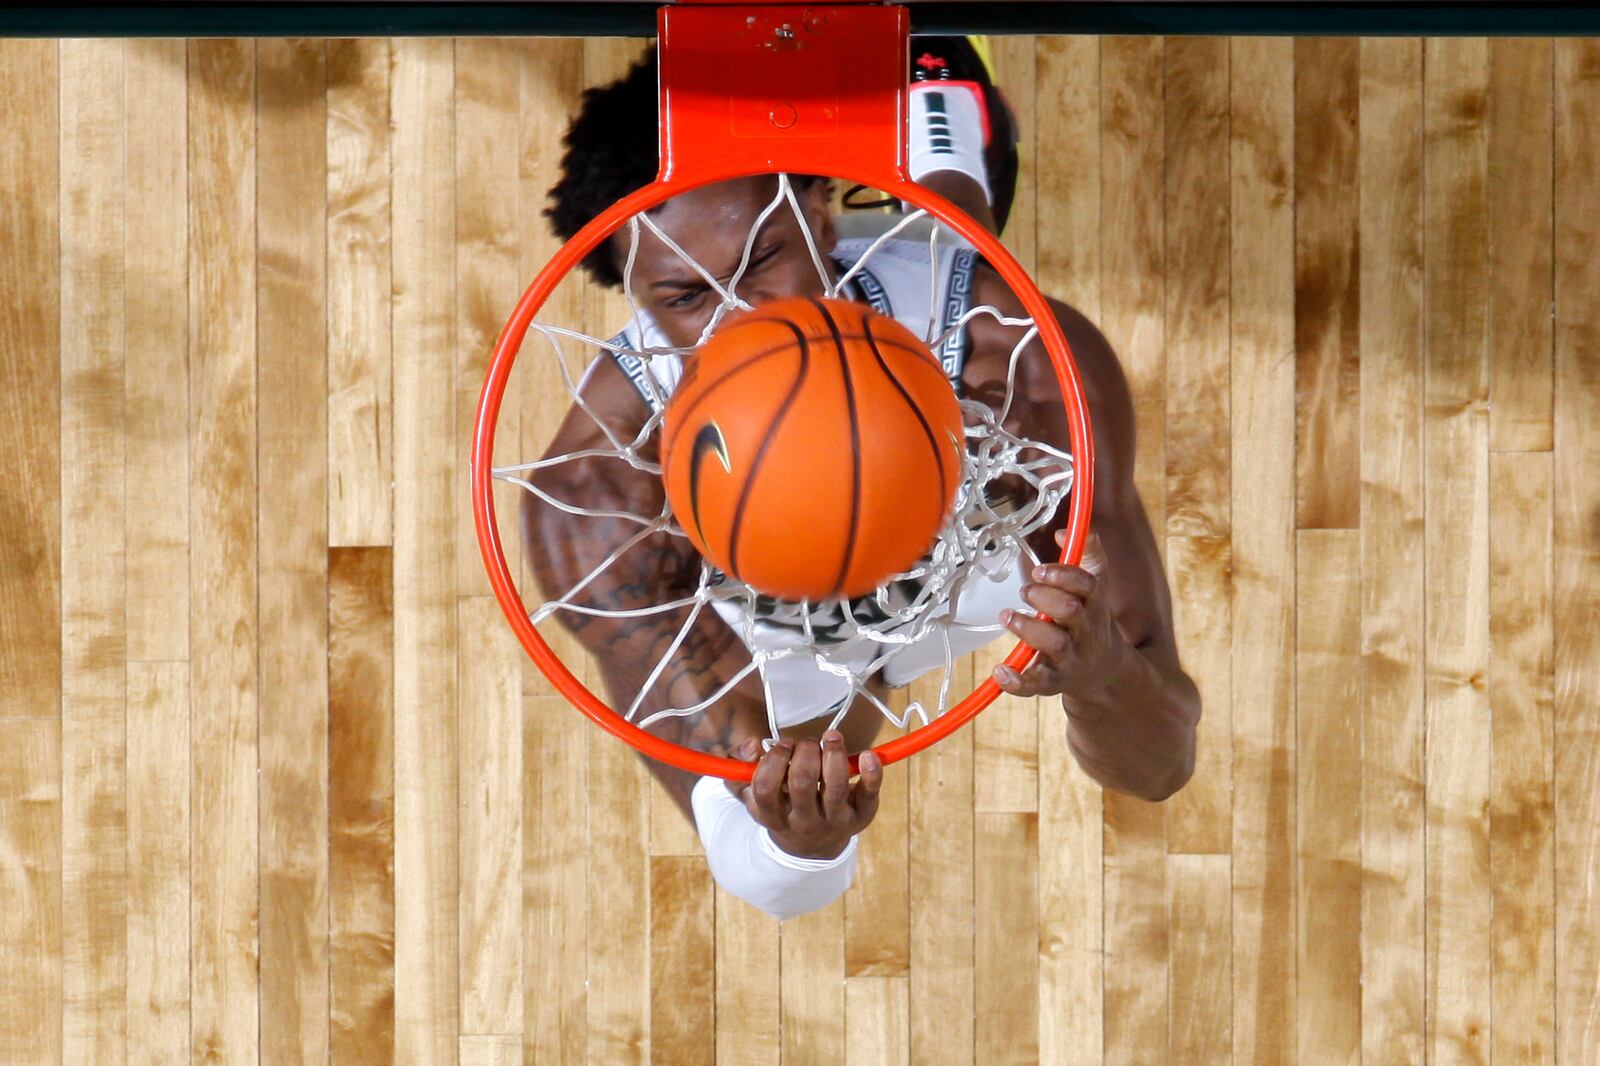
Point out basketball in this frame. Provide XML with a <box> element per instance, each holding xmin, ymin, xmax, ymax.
<box><xmin>660</xmin><ymin>297</ymin><xmax>965</xmax><ymax>601</ymax></box>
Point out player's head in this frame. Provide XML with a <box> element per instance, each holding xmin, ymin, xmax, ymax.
<box><xmin>545</xmin><ymin>47</ymin><xmax>838</xmax><ymax>346</ymax></box>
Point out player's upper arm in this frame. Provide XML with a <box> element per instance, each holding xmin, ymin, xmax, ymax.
<box><xmin>518</xmin><ymin>355</ymin><xmax>766</xmax><ymax>811</ymax></box>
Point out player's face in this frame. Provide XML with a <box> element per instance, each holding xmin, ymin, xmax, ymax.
<box><xmin>613</xmin><ymin>176</ymin><xmax>838</xmax><ymax>349</ymax></box>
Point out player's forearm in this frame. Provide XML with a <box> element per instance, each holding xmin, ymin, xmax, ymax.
<box><xmin>1060</xmin><ymin>640</ymin><xmax>1199</xmax><ymax>803</ymax></box>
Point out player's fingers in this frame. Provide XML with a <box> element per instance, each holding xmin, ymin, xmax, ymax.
<box><xmin>850</xmin><ymin>749</ymin><xmax>884</xmax><ymax>827</ymax></box>
<box><xmin>1001</xmin><ymin>608</ymin><xmax>1070</xmax><ymax>656</ymax></box>
<box><xmin>819</xmin><ymin>730</ymin><xmax>853</xmax><ymax>826</ymax></box>
<box><xmin>991</xmin><ymin>662</ymin><xmax>1045</xmax><ymax>697</ymax></box>
<box><xmin>1029</xmin><ymin>562</ymin><xmax>1097</xmax><ymax>600</ymax></box>
<box><xmin>724</xmin><ymin>737</ymin><xmax>762</xmax><ymax>800</ymax></box>
<box><xmin>786</xmin><ymin>739</ymin><xmax>825</xmax><ymax>828</ymax></box>
<box><xmin>1020</xmin><ymin>582</ymin><xmax>1089</xmax><ymax>631</ymax></box>
<box><xmin>747</xmin><ymin>742</ymin><xmax>792</xmax><ymax>829</ymax></box>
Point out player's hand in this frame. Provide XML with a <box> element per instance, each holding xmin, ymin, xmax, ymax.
<box><xmin>990</xmin><ymin>529</ymin><xmax>1125</xmax><ymax>700</ymax></box>
<box><xmin>727</xmin><ymin>730</ymin><xmax>883</xmax><ymax>860</ymax></box>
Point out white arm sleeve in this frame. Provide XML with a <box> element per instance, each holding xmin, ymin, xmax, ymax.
<box><xmin>690</xmin><ymin>775</ymin><xmax>859</xmax><ymax>922</ymax></box>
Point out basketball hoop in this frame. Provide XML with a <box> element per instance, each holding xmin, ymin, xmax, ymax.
<box><xmin>472</xmin><ymin>3</ymin><xmax>1094</xmax><ymax>781</ymax></box>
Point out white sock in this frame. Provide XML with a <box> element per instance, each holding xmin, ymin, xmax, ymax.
<box><xmin>906</xmin><ymin>80</ymin><xmax>993</xmax><ymax>206</ymax></box>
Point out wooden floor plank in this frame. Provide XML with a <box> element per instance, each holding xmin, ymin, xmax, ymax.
<box><xmin>845</xmin><ymin>977</ymin><xmax>908</xmax><ymax>1066</ymax></box>
<box><xmin>1422</xmin><ymin>37</ymin><xmax>1494</xmax><ymax>1065</ymax></box>
<box><xmin>1163</xmin><ymin>36</ymin><xmax>1230</xmax><ymax>540</ymax></box>
<box><xmin>1164</xmin><ymin>534</ymin><xmax>1230</xmax><ymax>855</ymax></box>
<box><xmin>391</xmin><ymin>36</ymin><xmax>461</xmax><ymax>1063</ymax></box>
<box><xmin>59</xmin><ymin>37</ymin><xmax>129</xmax><ymax>1062</ymax></box>
<box><xmin>1294</xmin><ymin>530</ymin><xmax>1362</xmax><ymax>1064</ymax></box>
<box><xmin>0</xmin><ymin>40</ymin><xmax>61</xmax><ymax>718</ymax></box>
<box><xmin>124</xmin><ymin>38</ymin><xmax>190</xmax><ymax>662</ymax></box>
<box><xmin>649</xmin><ymin>856</ymin><xmax>714</xmax><ymax>1066</ymax></box>
<box><xmin>975</xmin><ymin>811</ymin><xmax>1039</xmax><ymax>1065</ymax></box>
<box><xmin>1100</xmin><ymin>35</ymin><xmax>1166</xmax><ymax>557</ymax></box>
<box><xmin>126</xmin><ymin>664</ymin><xmax>191</xmax><ymax>1064</ymax></box>
<box><xmin>586</xmin><ymin>732</ymin><xmax>651</xmax><ymax>1064</ymax></box>
<box><xmin>715</xmin><ymin>883</ymin><xmax>781</xmax><ymax>1066</ymax></box>
<box><xmin>1487</xmin><ymin>38</ymin><xmax>1554</xmax><ymax>454</ymax></box>
<box><xmin>1036</xmin><ymin>33</ymin><xmax>1106</xmax><ymax>1066</ymax></box>
<box><xmin>1168</xmin><ymin>854</ymin><xmax>1231</xmax><ymax>1065</ymax></box>
<box><xmin>1552</xmin><ymin>37</ymin><xmax>1600</xmax><ymax>1065</ymax></box>
<box><xmin>844</xmin><ymin>715</ymin><xmax>909</xmax><ymax>978</ymax></box>
<box><xmin>327</xmin><ymin>38</ymin><xmax>394</xmax><ymax>548</ymax></box>
<box><xmin>187</xmin><ymin>37</ymin><xmax>261</xmax><ymax>1061</ymax></box>
<box><xmin>781</xmin><ymin>899</ymin><xmax>846</xmax><ymax>1065</ymax></box>
<box><xmin>458</xmin><ymin>596</ymin><xmax>523</xmax><ymax>1035</ymax></box>
<box><xmin>1488</xmin><ymin>453</ymin><xmax>1556</xmax><ymax>1064</ymax></box>
<box><xmin>455</xmin><ymin>37</ymin><xmax>520</xmax><ymax>599</ymax></box>
<box><xmin>0</xmin><ymin>718</ymin><xmax>62</xmax><ymax>1064</ymax></box>
<box><xmin>1357</xmin><ymin>36</ymin><xmax>1429</xmax><ymax>1066</ymax></box>
<box><xmin>908</xmin><ymin>675</ymin><xmax>975</xmax><ymax>1064</ymax></box>
<box><xmin>329</xmin><ymin>547</ymin><xmax>397</xmax><ymax>1064</ymax></box>
<box><xmin>1227</xmin><ymin>34</ymin><xmax>1297</xmax><ymax>1066</ymax></box>
<box><xmin>257</xmin><ymin>37</ymin><xmax>332</xmax><ymax>1065</ymax></box>
<box><xmin>1293</xmin><ymin>37</ymin><xmax>1361</xmax><ymax>531</ymax></box>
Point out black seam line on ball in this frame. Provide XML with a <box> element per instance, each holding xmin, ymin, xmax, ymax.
<box><xmin>864</xmin><ymin>315</ymin><xmax>947</xmax><ymax>505</ymax></box>
<box><xmin>727</xmin><ymin>319</ymin><xmax>811</xmax><ymax>582</ymax></box>
<box><xmin>813</xmin><ymin>298</ymin><xmax>861</xmax><ymax>600</ymax></box>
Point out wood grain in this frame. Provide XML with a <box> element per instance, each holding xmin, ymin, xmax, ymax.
<box><xmin>975</xmin><ymin>812</ymin><xmax>1039</xmax><ymax>1065</ymax></box>
<box><xmin>1164</xmin><ymin>36</ymin><xmax>1230</xmax><ymax>540</ymax></box>
<box><xmin>649</xmin><ymin>856</ymin><xmax>714</xmax><ymax>1066</ymax></box>
<box><xmin>126</xmin><ymin>663</ymin><xmax>191</xmax><ymax>1064</ymax></box>
<box><xmin>1357</xmin><ymin>36</ymin><xmax>1428</xmax><ymax>1066</ymax></box>
<box><xmin>1227</xmin><ymin>35</ymin><xmax>1298</xmax><ymax>1066</ymax></box>
<box><xmin>1488</xmin><ymin>453</ymin><xmax>1556</xmax><ymax>1064</ymax></box>
<box><xmin>391</xmin><ymin>36</ymin><xmax>460</xmax><ymax>1064</ymax></box>
<box><xmin>458</xmin><ymin>596</ymin><xmax>523</xmax><ymax>1035</ymax></box>
<box><xmin>1168</xmin><ymin>854</ymin><xmax>1231</xmax><ymax>1065</ymax></box>
<box><xmin>329</xmin><ymin>547</ymin><xmax>397</xmax><ymax>1064</ymax></box>
<box><xmin>845</xmin><ymin>977</ymin><xmax>909</xmax><ymax>1066</ymax></box>
<box><xmin>0</xmin><ymin>40</ymin><xmax>61</xmax><ymax>715</ymax></box>
<box><xmin>1294</xmin><ymin>37</ymin><xmax>1361</xmax><ymax>531</ymax></box>
<box><xmin>124</xmin><ymin>38</ymin><xmax>190</xmax><ymax>662</ymax></box>
<box><xmin>0</xmin><ymin>718</ymin><xmax>62</xmax><ymax>1063</ymax></box>
<box><xmin>1487</xmin><ymin>38</ymin><xmax>1554</xmax><ymax>454</ymax></box>
<box><xmin>327</xmin><ymin>38</ymin><xmax>394</xmax><ymax>548</ymax></box>
<box><xmin>908</xmin><ymin>675</ymin><xmax>975</xmax><ymax>1064</ymax></box>
<box><xmin>1100</xmin><ymin>36</ymin><xmax>1166</xmax><ymax>552</ymax></box>
<box><xmin>781</xmin><ymin>900</ymin><xmax>846</xmax><ymax>1065</ymax></box>
<box><xmin>1552</xmin><ymin>37</ymin><xmax>1600</xmax><ymax>1065</ymax></box>
<box><xmin>59</xmin><ymin>37</ymin><xmax>128</xmax><ymax>1061</ymax></box>
<box><xmin>257</xmin><ymin>37</ymin><xmax>332</xmax><ymax>1064</ymax></box>
<box><xmin>845</xmin><ymin>716</ymin><xmax>909</xmax><ymax>977</ymax></box>
<box><xmin>1294</xmin><ymin>530</ymin><xmax>1362</xmax><ymax>1065</ymax></box>
<box><xmin>187</xmin><ymin>37</ymin><xmax>261</xmax><ymax>1062</ymax></box>
<box><xmin>1422</xmin><ymin>38</ymin><xmax>1494</xmax><ymax>1064</ymax></box>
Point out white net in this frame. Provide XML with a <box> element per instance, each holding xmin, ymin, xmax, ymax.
<box><xmin>497</xmin><ymin>175</ymin><xmax>1075</xmax><ymax>747</ymax></box>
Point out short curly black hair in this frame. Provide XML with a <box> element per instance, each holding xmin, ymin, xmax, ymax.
<box><xmin>544</xmin><ymin>46</ymin><xmax>823</xmax><ymax>289</ymax></box>
<box><xmin>543</xmin><ymin>48</ymin><xmax>662</xmax><ymax>288</ymax></box>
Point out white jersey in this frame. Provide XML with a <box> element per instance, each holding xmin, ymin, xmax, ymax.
<box><xmin>596</xmin><ymin>227</ymin><xmax>1031</xmax><ymax>727</ymax></box>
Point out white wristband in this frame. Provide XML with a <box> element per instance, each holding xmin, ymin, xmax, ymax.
<box><xmin>691</xmin><ymin>775</ymin><xmax>859</xmax><ymax>921</ymax></box>
<box><xmin>907</xmin><ymin>81</ymin><xmax>993</xmax><ymax>205</ymax></box>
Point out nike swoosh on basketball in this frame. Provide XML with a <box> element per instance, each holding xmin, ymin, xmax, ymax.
<box><xmin>688</xmin><ymin>421</ymin><xmax>731</xmax><ymax>541</ymax></box>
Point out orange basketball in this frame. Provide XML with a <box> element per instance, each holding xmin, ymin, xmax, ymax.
<box><xmin>660</xmin><ymin>297</ymin><xmax>965</xmax><ymax>601</ymax></box>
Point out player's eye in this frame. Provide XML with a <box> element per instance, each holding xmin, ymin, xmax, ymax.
<box><xmin>667</xmin><ymin>288</ymin><xmax>707</xmax><ymax>309</ymax></box>
<box><xmin>747</xmin><ymin>243</ymin><xmax>782</xmax><ymax>270</ymax></box>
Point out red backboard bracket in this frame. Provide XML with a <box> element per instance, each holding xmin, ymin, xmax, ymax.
<box><xmin>656</xmin><ymin>4</ymin><xmax>910</xmax><ymax>189</ymax></box>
